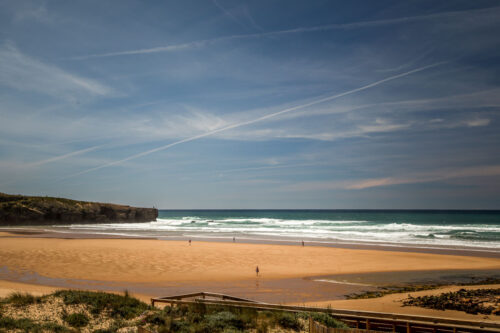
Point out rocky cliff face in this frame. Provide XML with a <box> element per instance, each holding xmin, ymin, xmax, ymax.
<box><xmin>0</xmin><ymin>193</ymin><xmax>158</xmax><ymax>225</ymax></box>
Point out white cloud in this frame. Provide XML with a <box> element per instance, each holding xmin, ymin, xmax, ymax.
<box><xmin>357</xmin><ymin>118</ymin><xmax>410</xmax><ymax>133</ymax></box>
<box><xmin>282</xmin><ymin>165</ymin><xmax>500</xmax><ymax>192</ymax></box>
<box><xmin>464</xmin><ymin>118</ymin><xmax>490</xmax><ymax>127</ymax></box>
<box><xmin>347</xmin><ymin>165</ymin><xmax>500</xmax><ymax>189</ymax></box>
<box><xmin>0</xmin><ymin>44</ymin><xmax>113</xmax><ymax>100</ymax></box>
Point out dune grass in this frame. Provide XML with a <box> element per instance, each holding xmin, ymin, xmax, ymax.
<box><xmin>2</xmin><ymin>292</ymin><xmax>44</xmax><ymax>307</ymax></box>
<box><xmin>0</xmin><ymin>289</ymin><xmax>348</xmax><ymax>332</ymax></box>
<box><xmin>53</xmin><ymin>289</ymin><xmax>149</xmax><ymax>319</ymax></box>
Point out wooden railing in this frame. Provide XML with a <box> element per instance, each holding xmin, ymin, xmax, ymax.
<box><xmin>151</xmin><ymin>293</ymin><xmax>500</xmax><ymax>333</ymax></box>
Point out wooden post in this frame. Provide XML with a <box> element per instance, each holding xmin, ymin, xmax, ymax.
<box><xmin>407</xmin><ymin>322</ymin><xmax>411</xmax><ymax>333</ymax></box>
<box><xmin>366</xmin><ymin>319</ymin><xmax>370</xmax><ymax>331</ymax></box>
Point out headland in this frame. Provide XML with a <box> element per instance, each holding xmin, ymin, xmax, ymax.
<box><xmin>0</xmin><ymin>192</ymin><xmax>158</xmax><ymax>225</ymax></box>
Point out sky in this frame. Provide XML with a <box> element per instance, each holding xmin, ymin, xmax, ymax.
<box><xmin>1</xmin><ymin>0</ymin><xmax>500</xmax><ymax>209</ymax></box>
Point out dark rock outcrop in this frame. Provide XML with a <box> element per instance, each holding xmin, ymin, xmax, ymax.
<box><xmin>0</xmin><ymin>192</ymin><xmax>158</xmax><ymax>225</ymax></box>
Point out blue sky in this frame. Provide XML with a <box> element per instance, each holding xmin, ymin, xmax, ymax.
<box><xmin>1</xmin><ymin>0</ymin><xmax>500</xmax><ymax>209</ymax></box>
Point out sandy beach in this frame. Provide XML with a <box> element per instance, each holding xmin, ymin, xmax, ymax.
<box><xmin>1</xmin><ymin>235</ymin><xmax>499</xmax><ymax>283</ymax></box>
<box><xmin>1</xmin><ymin>232</ymin><xmax>499</xmax><ymax>321</ymax></box>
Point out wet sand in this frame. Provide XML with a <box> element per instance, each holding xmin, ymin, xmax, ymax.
<box><xmin>2</xmin><ymin>229</ymin><xmax>499</xmax><ymax>258</ymax></box>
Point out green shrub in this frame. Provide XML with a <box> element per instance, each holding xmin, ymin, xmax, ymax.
<box><xmin>274</xmin><ymin>312</ymin><xmax>302</xmax><ymax>331</ymax></box>
<box><xmin>54</xmin><ymin>289</ymin><xmax>149</xmax><ymax>319</ymax></box>
<box><xmin>301</xmin><ymin>312</ymin><xmax>349</xmax><ymax>328</ymax></box>
<box><xmin>256</xmin><ymin>320</ymin><xmax>269</xmax><ymax>333</ymax></box>
<box><xmin>205</xmin><ymin>311</ymin><xmax>246</xmax><ymax>331</ymax></box>
<box><xmin>64</xmin><ymin>312</ymin><xmax>90</xmax><ymax>327</ymax></box>
<box><xmin>4</xmin><ymin>292</ymin><xmax>43</xmax><ymax>307</ymax></box>
<box><xmin>232</xmin><ymin>307</ymin><xmax>257</xmax><ymax>328</ymax></box>
<box><xmin>0</xmin><ymin>317</ymin><xmax>31</xmax><ymax>330</ymax></box>
<box><xmin>145</xmin><ymin>312</ymin><xmax>168</xmax><ymax>326</ymax></box>
<box><xmin>41</xmin><ymin>322</ymin><xmax>71</xmax><ymax>332</ymax></box>
<box><xmin>168</xmin><ymin>319</ymin><xmax>190</xmax><ymax>333</ymax></box>
<box><xmin>0</xmin><ymin>316</ymin><xmax>69</xmax><ymax>332</ymax></box>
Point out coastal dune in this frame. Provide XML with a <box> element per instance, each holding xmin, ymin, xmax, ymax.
<box><xmin>0</xmin><ymin>237</ymin><xmax>498</xmax><ymax>283</ymax></box>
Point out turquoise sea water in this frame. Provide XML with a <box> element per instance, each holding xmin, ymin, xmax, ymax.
<box><xmin>57</xmin><ymin>210</ymin><xmax>500</xmax><ymax>250</ymax></box>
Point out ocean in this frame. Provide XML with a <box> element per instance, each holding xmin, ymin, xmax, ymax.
<box><xmin>48</xmin><ymin>209</ymin><xmax>500</xmax><ymax>251</ymax></box>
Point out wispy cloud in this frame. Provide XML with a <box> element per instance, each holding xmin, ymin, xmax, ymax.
<box><xmin>213</xmin><ymin>0</ymin><xmax>246</xmax><ymax>30</ymax></box>
<box><xmin>69</xmin><ymin>6</ymin><xmax>499</xmax><ymax>60</ymax></box>
<box><xmin>213</xmin><ymin>0</ymin><xmax>263</xmax><ymax>32</ymax></box>
<box><xmin>463</xmin><ymin>118</ymin><xmax>491</xmax><ymax>127</ymax></box>
<box><xmin>283</xmin><ymin>165</ymin><xmax>500</xmax><ymax>192</ymax></box>
<box><xmin>61</xmin><ymin>62</ymin><xmax>444</xmax><ymax>179</ymax></box>
<box><xmin>0</xmin><ymin>44</ymin><xmax>112</xmax><ymax>99</ymax></box>
<box><xmin>274</xmin><ymin>87</ymin><xmax>500</xmax><ymax>122</ymax></box>
<box><xmin>357</xmin><ymin>118</ymin><xmax>410</xmax><ymax>134</ymax></box>
<box><xmin>13</xmin><ymin>3</ymin><xmax>52</xmax><ymax>23</ymax></box>
<box><xmin>346</xmin><ymin>165</ymin><xmax>500</xmax><ymax>189</ymax></box>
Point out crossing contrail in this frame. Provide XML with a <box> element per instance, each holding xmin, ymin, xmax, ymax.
<box><xmin>62</xmin><ymin>62</ymin><xmax>445</xmax><ymax>179</ymax></box>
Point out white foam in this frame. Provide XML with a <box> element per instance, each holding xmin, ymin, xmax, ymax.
<box><xmin>313</xmin><ymin>279</ymin><xmax>372</xmax><ymax>286</ymax></box>
<box><xmin>53</xmin><ymin>215</ymin><xmax>500</xmax><ymax>250</ymax></box>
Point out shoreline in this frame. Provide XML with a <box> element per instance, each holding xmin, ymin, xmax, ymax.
<box><xmin>1</xmin><ymin>228</ymin><xmax>499</xmax><ymax>259</ymax></box>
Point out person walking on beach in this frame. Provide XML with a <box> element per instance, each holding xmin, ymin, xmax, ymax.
<box><xmin>256</xmin><ymin>266</ymin><xmax>259</xmax><ymax>277</ymax></box>
<box><xmin>188</xmin><ymin>239</ymin><xmax>191</xmax><ymax>246</ymax></box>
<box><xmin>233</xmin><ymin>236</ymin><xmax>235</xmax><ymax>243</ymax></box>
<box><xmin>302</xmin><ymin>240</ymin><xmax>304</xmax><ymax>247</ymax></box>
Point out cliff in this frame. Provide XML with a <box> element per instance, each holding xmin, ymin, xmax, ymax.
<box><xmin>0</xmin><ymin>192</ymin><xmax>158</xmax><ymax>225</ymax></box>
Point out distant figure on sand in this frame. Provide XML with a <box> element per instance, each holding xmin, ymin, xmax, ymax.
<box><xmin>256</xmin><ymin>266</ymin><xmax>259</xmax><ymax>277</ymax></box>
<box><xmin>302</xmin><ymin>240</ymin><xmax>304</xmax><ymax>247</ymax></box>
<box><xmin>188</xmin><ymin>239</ymin><xmax>191</xmax><ymax>246</ymax></box>
<box><xmin>233</xmin><ymin>236</ymin><xmax>235</xmax><ymax>243</ymax></box>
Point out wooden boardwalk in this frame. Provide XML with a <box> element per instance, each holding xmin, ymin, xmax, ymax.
<box><xmin>151</xmin><ymin>292</ymin><xmax>500</xmax><ymax>333</ymax></box>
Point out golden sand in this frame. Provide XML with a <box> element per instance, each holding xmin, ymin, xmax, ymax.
<box><xmin>0</xmin><ymin>237</ymin><xmax>498</xmax><ymax>283</ymax></box>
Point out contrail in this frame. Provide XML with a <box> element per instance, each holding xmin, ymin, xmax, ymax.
<box><xmin>213</xmin><ymin>0</ymin><xmax>247</xmax><ymax>30</ymax></box>
<box><xmin>28</xmin><ymin>144</ymin><xmax>105</xmax><ymax>167</ymax></box>
<box><xmin>62</xmin><ymin>62</ymin><xmax>445</xmax><ymax>180</ymax></box>
<box><xmin>69</xmin><ymin>6</ymin><xmax>498</xmax><ymax>60</ymax></box>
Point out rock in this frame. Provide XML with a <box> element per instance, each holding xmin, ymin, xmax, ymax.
<box><xmin>0</xmin><ymin>192</ymin><xmax>158</xmax><ymax>225</ymax></box>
